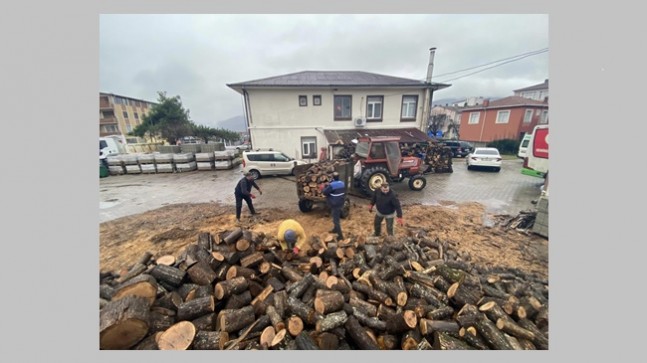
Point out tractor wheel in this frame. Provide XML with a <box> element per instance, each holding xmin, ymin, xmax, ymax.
<box><xmin>341</xmin><ymin>199</ymin><xmax>350</xmax><ymax>219</ymax></box>
<box><xmin>298</xmin><ymin>199</ymin><xmax>313</xmax><ymax>213</ymax></box>
<box><xmin>408</xmin><ymin>175</ymin><xmax>427</xmax><ymax>191</ymax></box>
<box><xmin>360</xmin><ymin>166</ymin><xmax>391</xmax><ymax>195</ymax></box>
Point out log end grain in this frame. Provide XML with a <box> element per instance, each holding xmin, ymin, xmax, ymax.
<box><xmin>157</xmin><ymin>321</ymin><xmax>196</xmax><ymax>350</ymax></box>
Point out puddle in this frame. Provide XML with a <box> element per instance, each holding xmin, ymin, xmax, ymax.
<box><xmin>100</xmin><ymin>201</ymin><xmax>120</xmax><ymax>209</ymax></box>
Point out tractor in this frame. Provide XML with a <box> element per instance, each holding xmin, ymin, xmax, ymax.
<box><xmin>353</xmin><ymin>136</ymin><xmax>428</xmax><ymax>196</ymax></box>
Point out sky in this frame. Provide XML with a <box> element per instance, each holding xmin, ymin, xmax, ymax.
<box><xmin>100</xmin><ymin>14</ymin><xmax>548</xmax><ymax>129</ymax></box>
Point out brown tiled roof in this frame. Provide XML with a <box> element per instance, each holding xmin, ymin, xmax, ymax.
<box><xmin>323</xmin><ymin>128</ymin><xmax>431</xmax><ymax>145</ymax></box>
<box><xmin>228</xmin><ymin>71</ymin><xmax>450</xmax><ymax>91</ymax></box>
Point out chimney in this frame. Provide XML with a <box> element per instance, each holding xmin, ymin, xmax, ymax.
<box><xmin>426</xmin><ymin>47</ymin><xmax>437</xmax><ymax>83</ymax></box>
<box><xmin>482</xmin><ymin>99</ymin><xmax>490</xmax><ymax>107</ymax></box>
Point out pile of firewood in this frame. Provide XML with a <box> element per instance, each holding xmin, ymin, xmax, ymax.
<box><xmin>99</xmin><ymin>228</ymin><xmax>548</xmax><ymax>350</ymax></box>
<box><xmin>296</xmin><ymin>160</ymin><xmax>349</xmax><ymax>199</ymax></box>
<box><xmin>424</xmin><ymin>145</ymin><xmax>454</xmax><ymax>173</ymax></box>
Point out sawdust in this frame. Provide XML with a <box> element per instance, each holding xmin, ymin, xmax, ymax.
<box><xmin>99</xmin><ymin>201</ymin><xmax>548</xmax><ymax>279</ymax></box>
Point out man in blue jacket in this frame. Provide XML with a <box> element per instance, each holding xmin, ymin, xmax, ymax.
<box><xmin>322</xmin><ymin>172</ymin><xmax>346</xmax><ymax>241</ymax></box>
<box><xmin>368</xmin><ymin>181</ymin><xmax>403</xmax><ymax>236</ymax></box>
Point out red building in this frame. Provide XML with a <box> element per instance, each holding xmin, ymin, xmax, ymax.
<box><xmin>458</xmin><ymin>96</ymin><xmax>548</xmax><ymax>144</ymax></box>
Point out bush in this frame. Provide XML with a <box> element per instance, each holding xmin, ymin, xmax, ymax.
<box><xmin>486</xmin><ymin>139</ymin><xmax>519</xmax><ymax>155</ymax></box>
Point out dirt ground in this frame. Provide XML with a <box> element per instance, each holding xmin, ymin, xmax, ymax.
<box><xmin>99</xmin><ymin>200</ymin><xmax>548</xmax><ymax>280</ymax></box>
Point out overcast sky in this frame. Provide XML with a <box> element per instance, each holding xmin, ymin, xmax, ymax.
<box><xmin>100</xmin><ymin>14</ymin><xmax>548</xmax><ymax>128</ymax></box>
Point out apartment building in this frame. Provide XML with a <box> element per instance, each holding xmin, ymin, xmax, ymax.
<box><xmin>99</xmin><ymin>92</ymin><xmax>157</xmax><ymax>140</ymax></box>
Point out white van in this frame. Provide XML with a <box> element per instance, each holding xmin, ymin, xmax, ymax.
<box><xmin>100</xmin><ymin>136</ymin><xmax>127</xmax><ymax>161</ymax></box>
<box><xmin>517</xmin><ymin>133</ymin><xmax>532</xmax><ymax>159</ymax></box>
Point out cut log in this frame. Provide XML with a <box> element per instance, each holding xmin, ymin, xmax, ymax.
<box><xmin>426</xmin><ymin>306</ymin><xmax>455</xmax><ymax>320</ymax></box>
<box><xmin>192</xmin><ymin>330</ymin><xmax>228</xmax><ymax>350</ymax></box>
<box><xmin>459</xmin><ymin>326</ymin><xmax>490</xmax><ymax>350</ymax></box>
<box><xmin>351</xmin><ymin>307</ymin><xmax>386</xmax><ymax>331</ymax></box>
<box><xmin>266</xmin><ymin>305</ymin><xmax>286</xmax><ymax>331</ymax></box>
<box><xmin>226</xmin><ymin>265</ymin><xmax>257</xmax><ymax>281</ymax></box>
<box><xmin>154</xmin><ymin>291</ymin><xmax>182</xmax><ymax>311</ymax></box>
<box><xmin>473</xmin><ymin>315</ymin><xmax>514</xmax><ymax>350</ymax></box>
<box><xmin>224</xmin><ymin>290</ymin><xmax>252</xmax><ymax>310</ymax></box>
<box><xmin>186</xmin><ymin>260</ymin><xmax>217</xmax><ymax>286</ymax></box>
<box><xmin>218</xmin><ymin>305</ymin><xmax>256</xmax><ymax>333</ymax></box>
<box><xmin>197</xmin><ymin>232</ymin><xmax>213</xmax><ymax>251</ymax></box>
<box><xmin>156</xmin><ymin>255</ymin><xmax>176</xmax><ymax>266</ymax></box>
<box><xmin>348</xmin><ymin>295</ymin><xmax>377</xmax><ymax>317</ymax></box>
<box><xmin>287</xmin><ymin>315</ymin><xmax>304</xmax><ymax>337</ymax></box>
<box><xmin>235</xmin><ymin>239</ymin><xmax>250</xmax><ymax>252</ymax></box>
<box><xmin>432</xmin><ymin>331</ymin><xmax>475</xmax><ymax>350</ymax></box>
<box><xmin>419</xmin><ymin>319</ymin><xmax>459</xmax><ymax>335</ymax></box>
<box><xmin>376</xmin><ymin>334</ymin><xmax>399</xmax><ymax>350</ymax></box>
<box><xmin>384</xmin><ymin>310</ymin><xmax>417</xmax><ymax>334</ymax></box>
<box><xmin>401</xmin><ymin>329</ymin><xmax>422</xmax><ymax>350</ymax></box>
<box><xmin>517</xmin><ymin>318</ymin><xmax>549</xmax><ymax>350</ymax></box>
<box><xmin>240</xmin><ymin>251</ymin><xmax>265</xmax><ymax>268</ymax></box>
<box><xmin>288</xmin><ymin>295</ymin><xmax>321</xmax><ymax>325</ymax></box>
<box><xmin>150</xmin><ymin>264</ymin><xmax>186</xmax><ymax>288</ymax></box>
<box><xmin>273</xmin><ymin>290</ymin><xmax>289</xmax><ymax>319</ymax></box>
<box><xmin>496</xmin><ymin>318</ymin><xmax>544</xmax><ymax>346</ymax></box>
<box><xmin>287</xmin><ymin>273</ymin><xmax>316</xmax><ymax>299</ymax></box>
<box><xmin>111</xmin><ymin>274</ymin><xmax>158</xmax><ymax>304</ymax></box>
<box><xmin>177</xmin><ymin>296</ymin><xmax>215</xmax><ymax>321</ymax></box>
<box><xmin>295</xmin><ymin>331</ymin><xmax>319</xmax><ymax>350</ymax></box>
<box><xmin>100</xmin><ymin>295</ymin><xmax>151</xmax><ymax>349</ymax></box>
<box><xmin>116</xmin><ymin>263</ymin><xmax>147</xmax><ymax>284</ymax></box>
<box><xmin>148</xmin><ymin>310</ymin><xmax>175</xmax><ymax>333</ymax></box>
<box><xmin>408</xmin><ymin>282</ymin><xmax>447</xmax><ymax>307</ymax></box>
<box><xmin>133</xmin><ymin>331</ymin><xmax>162</xmax><ymax>350</ymax></box>
<box><xmin>479</xmin><ymin>301</ymin><xmax>515</xmax><ymax>326</ymax></box>
<box><xmin>314</xmin><ymin>289</ymin><xmax>345</xmax><ymax>314</ymax></box>
<box><xmin>282</xmin><ymin>265</ymin><xmax>304</xmax><ymax>282</ymax></box>
<box><xmin>270</xmin><ymin>328</ymin><xmax>288</xmax><ymax>348</ymax></box>
<box><xmin>157</xmin><ymin>321</ymin><xmax>196</xmax><ymax>350</ymax></box>
<box><xmin>344</xmin><ymin>316</ymin><xmax>380</xmax><ymax>350</ymax></box>
<box><xmin>314</xmin><ymin>332</ymin><xmax>339</xmax><ymax>350</ymax></box>
<box><xmin>260</xmin><ymin>326</ymin><xmax>276</xmax><ymax>349</ymax></box>
<box><xmin>191</xmin><ymin>313</ymin><xmax>216</xmax><ymax>331</ymax></box>
<box><xmin>223</xmin><ymin>228</ymin><xmax>243</xmax><ymax>244</ymax></box>
<box><xmin>214</xmin><ymin>276</ymin><xmax>249</xmax><ymax>300</ymax></box>
<box><xmin>447</xmin><ymin>281</ymin><xmax>483</xmax><ymax>307</ymax></box>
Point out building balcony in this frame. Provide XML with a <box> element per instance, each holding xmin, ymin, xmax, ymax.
<box><xmin>100</xmin><ymin>117</ymin><xmax>118</xmax><ymax>125</ymax></box>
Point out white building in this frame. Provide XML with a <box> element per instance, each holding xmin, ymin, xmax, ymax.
<box><xmin>227</xmin><ymin>68</ymin><xmax>450</xmax><ymax>161</ymax></box>
<box><xmin>514</xmin><ymin>79</ymin><xmax>549</xmax><ymax>102</ymax></box>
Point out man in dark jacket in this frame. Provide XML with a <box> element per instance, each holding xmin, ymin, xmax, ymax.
<box><xmin>322</xmin><ymin>172</ymin><xmax>346</xmax><ymax>241</ymax></box>
<box><xmin>235</xmin><ymin>172</ymin><xmax>262</xmax><ymax>222</ymax></box>
<box><xmin>368</xmin><ymin>181</ymin><xmax>403</xmax><ymax>236</ymax></box>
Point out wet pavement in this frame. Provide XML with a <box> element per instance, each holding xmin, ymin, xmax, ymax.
<box><xmin>99</xmin><ymin>158</ymin><xmax>545</xmax><ymax>224</ymax></box>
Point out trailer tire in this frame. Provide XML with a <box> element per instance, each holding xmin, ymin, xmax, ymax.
<box><xmin>298</xmin><ymin>199</ymin><xmax>313</xmax><ymax>213</ymax></box>
<box><xmin>341</xmin><ymin>199</ymin><xmax>350</xmax><ymax>219</ymax></box>
<box><xmin>408</xmin><ymin>175</ymin><xmax>427</xmax><ymax>191</ymax></box>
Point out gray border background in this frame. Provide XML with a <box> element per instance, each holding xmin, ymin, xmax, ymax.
<box><xmin>3</xmin><ymin>0</ymin><xmax>633</xmax><ymax>361</ymax></box>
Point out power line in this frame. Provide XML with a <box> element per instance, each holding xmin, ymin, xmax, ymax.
<box><xmin>431</xmin><ymin>48</ymin><xmax>548</xmax><ymax>83</ymax></box>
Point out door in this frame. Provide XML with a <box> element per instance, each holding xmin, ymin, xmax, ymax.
<box><xmin>384</xmin><ymin>142</ymin><xmax>402</xmax><ymax>176</ymax></box>
<box><xmin>271</xmin><ymin>152</ymin><xmax>294</xmax><ymax>174</ymax></box>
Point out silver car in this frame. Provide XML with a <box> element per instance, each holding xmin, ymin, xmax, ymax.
<box><xmin>466</xmin><ymin>147</ymin><xmax>502</xmax><ymax>172</ymax></box>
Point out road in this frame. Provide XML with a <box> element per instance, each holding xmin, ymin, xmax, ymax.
<box><xmin>99</xmin><ymin>158</ymin><xmax>545</xmax><ymax>224</ymax></box>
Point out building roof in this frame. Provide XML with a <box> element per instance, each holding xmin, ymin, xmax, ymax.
<box><xmin>514</xmin><ymin>79</ymin><xmax>549</xmax><ymax>92</ymax></box>
<box><xmin>462</xmin><ymin>96</ymin><xmax>548</xmax><ymax>111</ymax></box>
<box><xmin>323</xmin><ymin>127</ymin><xmax>432</xmax><ymax>145</ymax></box>
<box><xmin>228</xmin><ymin>71</ymin><xmax>450</xmax><ymax>92</ymax></box>
<box><xmin>100</xmin><ymin>92</ymin><xmax>157</xmax><ymax>105</ymax></box>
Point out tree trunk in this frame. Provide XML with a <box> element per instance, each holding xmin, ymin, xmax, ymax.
<box><xmin>111</xmin><ymin>274</ymin><xmax>158</xmax><ymax>304</ymax></box>
<box><xmin>314</xmin><ymin>289</ymin><xmax>345</xmax><ymax>314</ymax></box>
<box><xmin>218</xmin><ymin>305</ymin><xmax>256</xmax><ymax>333</ymax></box>
<box><xmin>186</xmin><ymin>260</ymin><xmax>217</xmax><ymax>286</ymax></box>
<box><xmin>100</xmin><ymin>295</ymin><xmax>151</xmax><ymax>349</ymax></box>
<box><xmin>150</xmin><ymin>264</ymin><xmax>186</xmax><ymax>288</ymax></box>
<box><xmin>157</xmin><ymin>321</ymin><xmax>196</xmax><ymax>350</ymax></box>
<box><xmin>177</xmin><ymin>296</ymin><xmax>215</xmax><ymax>321</ymax></box>
<box><xmin>214</xmin><ymin>276</ymin><xmax>249</xmax><ymax>300</ymax></box>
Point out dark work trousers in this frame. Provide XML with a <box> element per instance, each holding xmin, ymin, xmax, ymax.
<box><xmin>331</xmin><ymin>206</ymin><xmax>344</xmax><ymax>240</ymax></box>
<box><xmin>374</xmin><ymin>213</ymin><xmax>395</xmax><ymax>236</ymax></box>
<box><xmin>235</xmin><ymin>193</ymin><xmax>256</xmax><ymax>219</ymax></box>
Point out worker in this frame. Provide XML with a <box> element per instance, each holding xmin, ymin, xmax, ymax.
<box><xmin>322</xmin><ymin>171</ymin><xmax>345</xmax><ymax>241</ymax></box>
<box><xmin>277</xmin><ymin>219</ymin><xmax>308</xmax><ymax>256</ymax></box>
<box><xmin>234</xmin><ymin>172</ymin><xmax>262</xmax><ymax>222</ymax></box>
<box><xmin>368</xmin><ymin>181</ymin><xmax>404</xmax><ymax>236</ymax></box>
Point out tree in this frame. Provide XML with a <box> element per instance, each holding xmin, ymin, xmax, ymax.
<box><xmin>131</xmin><ymin>91</ymin><xmax>193</xmax><ymax>144</ymax></box>
<box><xmin>428</xmin><ymin>113</ymin><xmax>460</xmax><ymax>139</ymax></box>
<box><xmin>192</xmin><ymin>124</ymin><xmax>240</xmax><ymax>144</ymax></box>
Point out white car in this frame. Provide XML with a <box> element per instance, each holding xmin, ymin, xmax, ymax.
<box><xmin>241</xmin><ymin>150</ymin><xmax>307</xmax><ymax>179</ymax></box>
<box><xmin>466</xmin><ymin>147</ymin><xmax>502</xmax><ymax>172</ymax></box>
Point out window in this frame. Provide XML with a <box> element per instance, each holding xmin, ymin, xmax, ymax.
<box><xmin>313</xmin><ymin>95</ymin><xmax>322</xmax><ymax>106</ymax></box>
<box><xmin>523</xmin><ymin>109</ymin><xmax>533</xmax><ymax>123</ymax></box>
<box><xmin>401</xmin><ymin>95</ymin><xmax>418</xmax><ymax>120</ymax></box>
<box><xmin>468</xmin><ymin>112</ymin><xmax>480</xmax><ymax>124</ymax></box>
<box><xmin>334</xmin><ymin>95</ymin><xmax>352</xmax><ymax>120</ymax></box>
<box><xmin>126</xmin><ymin>124</ymin><xmax>132</xmax><ymax>132</ymax></box>
<box><xmin>299</xmin><ymin>95</ymin><xmax>307</xmax><ymax>107</ymax></box>
<box><xmin>101</xmin><ymin>125</ymin><xmax>119</xmax><ymax>133</ymax></box>
<box><xmin>134</xmin><ymin>112</ymin><xmax>139</xmax><ymax>120</ymax></box>
<box><xmin>123</xmin><ymin>111</ymin><xmax>129</xmax><ymax>118</ymax></box>
<box><xmin>540</xmin><ymin>110</ymin><xmax>548</xmax><ymax>124</ymax></box>
<box><xmin>301</xmin><ymin>137</ymin><xmax>316</xmax><ymax>158</ymax></box>
<box><xmin>366</xmin><ymin>96</ymin><xmax>383</xmax><ymax>121</ymax></box>
<box><xmin>496</xmin><ymin>110</ymin><xmax>510</xmax><ymax>124</ymax></box>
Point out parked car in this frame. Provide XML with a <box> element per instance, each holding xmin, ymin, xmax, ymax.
<box><xmin>459</xmin><ymin>141</ymin><xmax>474</xmax><ymax>156</ymax></box>
<box><xmin>437</xmin><ymin>140</ymin><xmax>470</xmax><ymax>158</ymax></box>
<box><xmin>241</xmin><ymin>150</ymin><xmax>307</xmax><ymax>179</ymax></box>
<box><xmin>225</xmin><ymin>143</ymin><xmax>251</xmax><ymax>151</ymax></box>
<box><xmin>466</xmin><ymin>147</ymin><xmax>502</xmax><ymax>172</ymax></box>
<box><xmin>517</xmin><ymin>133</ymin><xmax>532</xmax><ymax>159</ymax></box>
